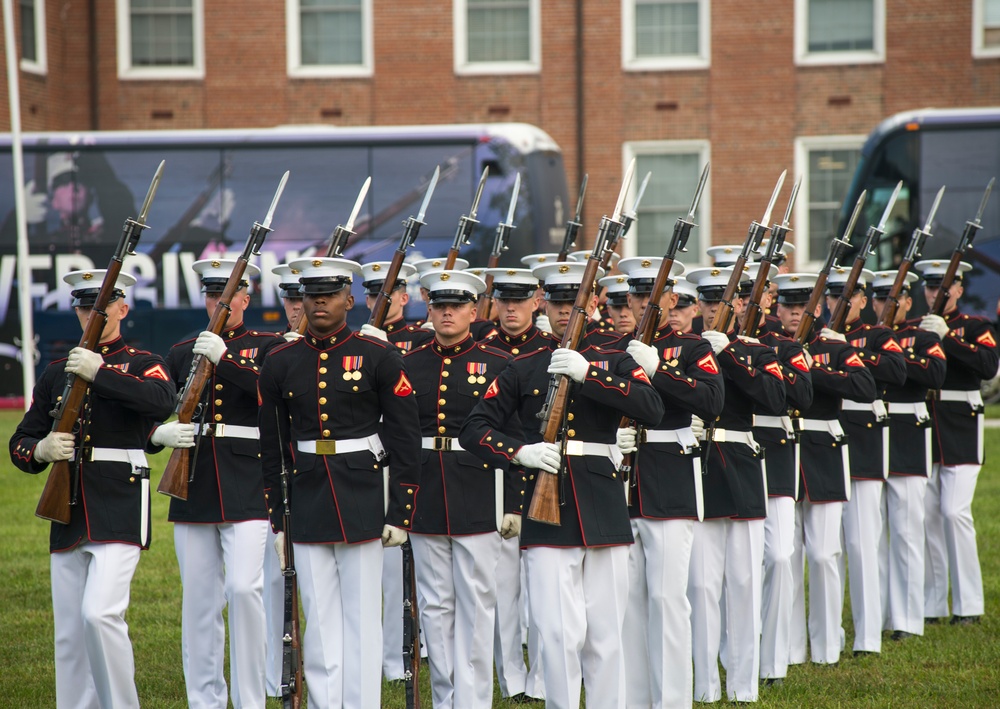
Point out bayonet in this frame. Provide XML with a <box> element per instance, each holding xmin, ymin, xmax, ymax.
<box><xmin>842</xmin><ymin>190</ymin><xmax>868</xmax><ymax>245</ymax></box>
<box><xmin>346</xmin><ymin>176</ymin><xmax>372</xmax><ymax>232</ymax></box>
<box><xmin>875</xmin><ymin>180</ymin><xmax>903</xmax><ymax>235</ymax></box>
<box><xmin>469</xmin><ymin>166</ymin><xmax>489</xmax><ymax>221</ymax></box>
<box><xmin>261</xmin><ymin>171</ymin><xmax>290</xmax><ymax>231</ymax></box>
<box><xmin>136</xmin><ymin>160</ymin><xmax>166</xmax><ymax>225</ymax></box>
<box><xmin>621</xmin><ymin>171</ymin><xmax>652</xmax><ymax>237</ymax></box>
<box><xmin>574</xmin><ymin>174</ymin><xmax>588</xmax><ymax>224</ymax></box>
<box><xmin>612</xmin><ymin>159</ymin><xmax>636</xmax><ymax>223</ymax></box>
<box><xmin>416</xmin><ymin>166</ymin><xmax>440</xmax><ymax>223</ymax></box>
<box><xmin>558</xmin><ymin>175</ymin><xmax>588</xmax><ymax>260</ymax></box>
<box><xmin>504</xmin><ymin>173</ymin><xmax>521</xmax><ymax>228</ymax></box>
<box><xmin>760</xmin><ymin>170</ymin><xmax>787</xmax><ymax>232</ymax></box>
<box><xmin>974</xmin><ymin>177</ymin><xmax>995</xmax><ymax>225</ymax></box>
<box><xmin>688</xmin><ymin>162</ymin><xmax>711</xmax><ymax>221</ymax></box>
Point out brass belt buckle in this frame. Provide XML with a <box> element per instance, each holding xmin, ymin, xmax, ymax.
<box><xmin>433</xmin><ymin>436</ymin><xmax>452</xmax><ymax>451</ymax></box>
<box><xmin>315</xmin><ymin>440</ymin><xmax>338</xmax><ymax>456</ymax></box>
<box><xmin>565</xmin><ymin>441</ymin><xmax>583</xmax><ymax>456</ymax></box>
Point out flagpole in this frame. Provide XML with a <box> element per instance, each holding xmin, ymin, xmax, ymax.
<box><xmin>2</xmin><ymin>0</ymin><xmax>38</xmax><ymax>408</ymax></box>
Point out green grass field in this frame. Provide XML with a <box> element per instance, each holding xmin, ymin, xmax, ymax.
<box><xmin>1</xmin><ymin>410</ymin><xmax>998</xmax><ymax>707</ymax></box>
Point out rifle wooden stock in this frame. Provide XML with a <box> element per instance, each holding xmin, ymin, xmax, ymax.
<box><xmin>740</xmin><ymin>261</ymin><xmax>773</xmax><ymax>337</ymax></box>
<box><xmin>709</xmin><ymin>254</ymin><xmax>748</xmax><ymax>334</ymax></box>
<box><xmin>36</xmin><ymin>219</ymin><xmax>145</xmax><ymax>523</ymax></box>
<box><xmin>877</xmin><ymin>260</ymin><xmax>916</xmax><ymax>327</ymax></box>
<box><xmin>475</xmin><ymin>252</ymin><xmax>502</xmax><ymax>321</ymax></box>
<box><xmin>930</xmin><ymin>256</ymin><xmax>963</xmax><ymax>315</ymax></box>
<box><xmin>528</xmin><ymin>229</ymin><xmax>608</xmax><ymax>525</ymax></box>
<box><xmin>827</xmin><ymin>263</ymin><xmax>864</xmax><ymax>333</ymax></box>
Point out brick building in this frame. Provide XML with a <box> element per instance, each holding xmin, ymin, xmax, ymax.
<box><xmin>3</xmin><ymin>0</ymin><xmax>1000</xmax><ymax>268</ymax></box>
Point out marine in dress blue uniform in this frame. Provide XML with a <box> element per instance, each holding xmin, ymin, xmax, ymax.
<box><xmin>756</xmin><ymin>273</ymin><xmax>815</xmax><ymax>684</ymax></box>
<box><xmin>398</xmin><ymin>270</ymin><xmax>514</xmax><ymax>708</ymax></box>
<box><xmin>151</xmin><ymin>259</ymin><xmax>284</xmax><ymax>709</ymax></box>
<box><xmin>614</xmin><ymin>257</ymin><xmax>725</xmax><ymax>709</ymax></box>
<box><xmin>791</xmin><ymin>274</ymin><xmax>878</xmax><ymax>665</ymax></box>
<box><xmin>258</xmin><ymin>257</ymin><xmax>422</xmax><ymax>708</ymax></box>
<box><xmin>686</xmin><ymin>265</ymin><xmax>787</xmax><ymax>703</ymax></box>
<box><xmin>915</xmin><ymin>260</ymin><xmax>999</xmax><ymax>625</ymax></box>
<box><xmin>478</xmin><ymin>267</ymin><xmax>550</xmax><ymax>702</ymax></box>
<box><xmin>459</xmin><ymin>259</ymin><xmax>664</xmax><ymax>709</ymax></box>
<box><xmin>869</xmin><ymin>271</ymin><xmax>948</xmax><ymax>641</ymax></box>
<box><xmin>826</xmin><ymin>267</ymin><xmax>907</xmax><ymax>655</ymax></box>
<box><xmin>10</xmin><ymin>269</ymin><xmax>174</xmax><ymax>709</ymax></box>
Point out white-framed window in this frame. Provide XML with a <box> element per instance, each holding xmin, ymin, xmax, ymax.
<box><xmin>18</xmin><ymin>0</ymin><xmax>46</xmax><ymax>74</ymax></box>
<box><xmin>622</xmin><ymin>0</ymin><xmax>710</xmax><ymax>71</ymax></box>
<box><xmin>794</xmin><ymin>0</ymin><xmax>884</xmax><ymax>66</ymax></box>
<box><xmin>621</xmin><ymin>141</ymin><xmax>711</xmax><ymax>264</ymax></box>
<box><xmin>287</xmin><ymin>0</ymin><xmax>373</xmax><ymax>78</ymax></box>
<box><xmin>454</xmin><ymin>0</ymin><xmax>541</xmax><ymax>75</ymax></box>
<box><xmin>116</xmin><ymin>0</ymin><xmax>204</xmax><ymax>80</ymax></box>
<box><xmin>973</xmin><ymin>0</ymin><xmax>1000</xmax><ymax>58</ymax></box>
<box><xmin>794</xmin><ymin>136</ymin><xmax>864</xmax><ymax>267</ymax></box>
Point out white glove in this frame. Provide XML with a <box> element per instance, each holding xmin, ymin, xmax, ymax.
<box><xmin>23</xmin><ymin>180</ymin><xmax>48</xmax><ymax>224</ymax></box>
<box><xmin>283</xmin><ymin>330</ymin><xmax>303</xmax><ymax>343</ymax></box>
<box><xmin>274</xmin><ymin>531</ymin><xmax>286</xmax><ymax>571</ymax></box>
<box><xmin>547</xmin><ymin>348</ymin><xmax>589</xmax><ymax>383</ymax></box>
<box><xmin>691</xmin><ymin>415</ymin><xmax>706</xmax><ymax>441</ymax></box>
<box><xmin>701</xmin><ymin>330</ymin><xmax>730</xmax><ymax>354</ymax></box>
<box><xmin>627</xmin><ymin>340</ymin><xmax>660</xmax><ymax>378</ymax></box>
<box><xmin>802</xmin><ymin>349</ymin><xmax>814</xmax><ymax>369</ymax></box>
<box><xmin>382</xmin><ymin>524</ymin><xmax>408</xmax><ymax>547</ymax></box>
<box><xmin>616</xmin><ymin>426</ymin><xmax>638</xmax><ymax>453</ymax></box>
<box><xmin>34</xmin><ymin>431</ymin><xmax>75</xmax><ymax>463</ymax></box>
<box><xmin>920</xmin><ymin>314</ymin><xmax>950</xmax><ymax>339</ymax></box>
<box><xmin>819</xmin><ymin>327</ymin><xmax>847</xmax><ymax>343</ymax></box>
<box><xmin>420</xmin><ymin>321</ymin><xmax>435</xmax><ymax>331</ymax></box>
<box><xmin>535</xmin><ymin>314</ymin><xmax>552</xmax><ymax>333</ymax></box>
<box><xmin>512</xmin><ymin>442</ymin><xmax>561</xmax><ymax>474</ymax></box>
<box><xmin>151</xmin><ymin>421</ymin><xmax>196</xmax><ymax>449</ymax></box>
<box><xmin>500</xmin><ymin>513</ymin><xmax>522</xmax><ymax>540</ymax></box>
<box><xmin>193</xmin><ymin>331</ymin><xmax>228</xmax><ymax>365</ymax></box>
<box><xmin>65</xmin><ymin>347</ymin><xmax>103</xmax><ymax>382</ymax></box>
<box><xmin>737</xmin><ymin>335</ymin><xmax>760</xmax><ymax>345</ymax></box>
<box><xmin>360</xmin><ymin>324</ymin><xmax>389</xmax><ymax>342</ymax></box>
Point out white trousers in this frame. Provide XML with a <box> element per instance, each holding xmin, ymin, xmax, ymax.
<box><xmin>798</xmin><ymin>500</ymin><xmax>844</xmax><ymax>664</ymax></box>
<box><xmin>842</xmin><ymin>480</ymin><xmax>884</xmax><ymax>652</ymax></box>
<box><xmin>689</xmin><ymin>518</ymin><xmax>764</xmax><ymax>703</ymax></box>
<box><xmin>788</xmin><ymin>503</ymin><xmax>807</xmax><ymax>666</ymax></box>
<box><xmin>623</xmin><ymin>517</ymin><xmax>695</xmax><ymax>709</ymax></box>
<box><xmin>521</xmin><ymin>555</ymin><xmax>545</xmax><ymax>700</ymax></box>
<box><xmin>263</xmin><ymin>525</ymin><xmax>284</xmax><ymax>697</ymax></box>
<box><xmin>924</xmin><ymin>463</ymin><xmax>984</xmax><ymax>617</ymax></box>
<box><xmin>494</xmin><ymin>535</ymin><xmax>528</xmax><ymax>697</ymax></box>
<box><xmin>524</xmin><ymin>545</ymin><xmax>630</xmax><ymax>709</ymax></box>
<box><xmin>51</xmin><ymin>542</ymin><xmax>141</xmax><ymax>709</ymax></box>
<box><xmin>760</xmin><ymin>496</ymin><xmax>795</xmax><ymax>679</ymax></box>
<box><xmin>879</xmin><ymin>475</ymin><xmax>927</xmax><ymax>634</ymax></box>
<box><xmin>174</xmin><ymin>520</ymin><xmax>268</xmax><ymax>709</ymax></box>
<box><xmin>410</xmin><ymin>533</ymin><xmax>502</xmax><ymax>709</ymax></box>
<box><xmin>296</xmin><ymin>539</ymin><xmax>384</xmax><ymax>709</ymax></box>
<box><xmin>381</xmin><ymin>544</ymin><xmax>405</xmax><ymax>681</ymax></box>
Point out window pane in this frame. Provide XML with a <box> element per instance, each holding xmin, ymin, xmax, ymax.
<box><xmin>807</xmin><ymin>147</ymin><xmax>860</xmax><ymax>258</ymax></box>
<box><xmin>986</xmin><ymin>0</ymin><xmax>1000</xmax><ymax>25</ymax></box>
<box><xmin>130</xmin><ymin>0</ymin><xmax>194</xmax><ymax>67</ymax></box>
<box><xmin>19</xmin><ymin>0</ymin><xmax>36</xmax><ymax>62</ymax></box>
<box><xmin>300</xmin><ymin>0</ymin><xmax>363</xmax><ymax>66</ymax></box>
<box><xmin>634</xmin><ymin>153</ymin><xmax>703</xmax><ymax>257</ymax></box>
<box><xmin>635</xmin><ymin>1</ymin><xmax>699</xmax><ymax>58</ymax></box>
<box><xmin>808</xmin><ymin>0</ymin><xmax>873</xmax><ymax>52</ymax></box>
<box><xmin>468</xmin><ymin>0</ymin><xmax>531</xmax><ymax>63</ymax></box>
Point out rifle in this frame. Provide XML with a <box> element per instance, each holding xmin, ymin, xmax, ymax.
<box><xmin>528</xmin><ymin>161</ymin><xmax>636</xmax><ymax>525</ymax></box>
<box><xmin>557</xmin><ymin>175</ymin><xmax>587</xmax><ymax>262</ymax></box>
<box><xmin>401</xmin><ymin>539</ymin><xmax>421</xmax><ymax>708</ymax></box>
<box><xmin>275</xmin><ymin>413</ymin><xmax>303</xmax><ymax>709</ymax></box>
<box><xmin>878</xmin><ymin>185</ymin><xmax>945</xmax><ymax>326</ymax></box>
<box><xmin>369</xmin><ymin>167</ymin><xmax>439</xmax><ymax>329</ymax></box>
<box><xmin>709</xmin><ymin>171</ymin><xmax>787</xmax><ymax>334</ymax></box>
<box><xmin>827</xmin><ymin>181</ymin><xmax>902</xmax><ymax>333</ymax></box>
<box><xmin>794</xmin><ymin>192</ymin><xmax>864</xmax><ymax>343</ymax></box>
<box><xmin>477</xmin><ymin>173</ymin><xmax>521</xmax><ymax>321</ymax></box>
<box><xmin>158</xmin><ymin>171</ymin><xmax>289</xmax><ymax>500</ymax></box>
<box><xmin>620</xmin><ymin>163</ymin><xmax>710</xmax><ymax>501</ymax></box>
<box><xmin>930</xmin><ymin>178</ymin><xmax>995</xmax><ymax>315</ymax></box>
<box><xmin>445</xmin><ymin>167</ymin><xmax>489</xmax><ymax>270</ymax></box>
<box><xmin>293</xmin><ymin>177</ymin><xmax>370</xmax><ymax>333</ymax></box>
<box><xmin>740</xmin><ymin>177</ymin><xmax>802</xmax><ymax>337</ymax></box>
<box><xmin>35</xmin><ymin>160</ymin><xmax>165</xmax><ymax>524</ymax></box>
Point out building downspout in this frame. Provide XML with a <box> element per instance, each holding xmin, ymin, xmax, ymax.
<box><xmin>575</xmin><ymin>0</ymin><xmax>584</xmax><ymax>192</ymax></box>
<box><xmin>88</xmin><ymin>0</ymin><xmax>98</xmax><ymax>128</ymax></box>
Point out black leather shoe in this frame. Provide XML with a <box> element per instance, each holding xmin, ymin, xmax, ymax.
<box><xmin>763</xmin><ymin>677</ymin><xmax>784</xmax><ymax>688</ymax></box>
<box><xmin>891</xmin><ymin>630</ymin><xmax>914</xmax><ymax>641</ymax></box>
<box><xmin>853</xmin><ymin>650</ymin><xmax>877</xmax><ymax>657</ymax></box>
<box><xmin>950</xmin><ymin>615</ymin><xmax>982</xmax><ymax>625</ymax></box>
<box><xmin>924</xmin><ymin>617</ymin><xmax>941</xmax><ymax>625</ymax></box>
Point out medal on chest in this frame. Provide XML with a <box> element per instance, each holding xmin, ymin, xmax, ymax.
<box><xmin>342</xmin><ymin>355</ymin><xmax>364</xmax><ymax>381</ymax></box>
